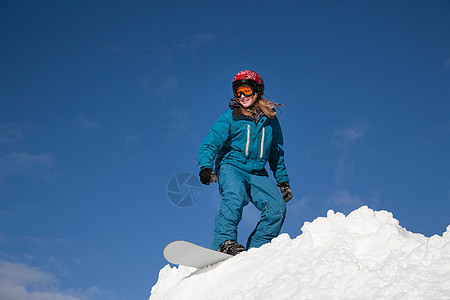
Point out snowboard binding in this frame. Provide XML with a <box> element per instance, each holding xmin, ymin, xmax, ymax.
<box><xmin>219</xmin><ymin>240</ymin><xmax>246</xmax><ymax>256</ymax></box>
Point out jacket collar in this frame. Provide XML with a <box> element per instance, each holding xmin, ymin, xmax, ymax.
<box><xmin>229</xmin><ymin>99</ymin><xmax>266</xmax><ymax>123</ymax></box>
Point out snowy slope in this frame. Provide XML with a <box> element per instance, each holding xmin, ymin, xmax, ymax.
<box><xmin>149</xmin><ymin>206</ymin><xmax>450</xmax><ymax>300</ymax></box>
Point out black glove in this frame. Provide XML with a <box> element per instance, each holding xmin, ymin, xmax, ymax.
<box><xmin>277</xmin><ymin>182</ymin><xmax>293</xmax><ymax>203</ymax></box>
<box><xmin>199</xmin><ymin>168</ymin><xmax>217</xmax><ymax>185</ymax></box>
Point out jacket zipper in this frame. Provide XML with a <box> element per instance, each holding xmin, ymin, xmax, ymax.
<box><xmin>245</xmin><ymin>124</ymin><xmax>250</xmax><ymax>156</ymax></box>
<box><xmin>260</xmin><ymin>127</ymin><xmax>265</xmax><ymax>158</ymax></box>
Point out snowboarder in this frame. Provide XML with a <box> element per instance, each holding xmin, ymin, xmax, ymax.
<box><xmin>198</xmin><ymin>70</ymin><xmax>293</xmax><ymax>256</ymax></box>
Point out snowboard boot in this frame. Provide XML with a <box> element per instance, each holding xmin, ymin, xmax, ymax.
<box><xmin>219</xmin><ymin>240</ymin><xmax>246</xmax><ymax>256</ymax></box>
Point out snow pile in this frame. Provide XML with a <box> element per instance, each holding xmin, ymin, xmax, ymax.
<box><xmin>150</xmin><ymin>206</ymin><xmax>450</xmax><ymax>299</ymax></box>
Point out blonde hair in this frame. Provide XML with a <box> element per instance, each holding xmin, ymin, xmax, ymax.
<box><xmin>238</xmin><ymin>98</ymin><xmax>277</xmax><ymax>119</ymax></box>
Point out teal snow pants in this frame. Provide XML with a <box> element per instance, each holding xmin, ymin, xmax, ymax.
<box><xmin>211</xmin><ymin>164</ymin><xmax>286</xmax><ymax>250</ymax></box>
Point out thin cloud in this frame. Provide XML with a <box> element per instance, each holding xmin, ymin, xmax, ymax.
<box><xmin>0</xmin><ymin>123</ymin><xmax>54</xmax><ymax>184</ymax></box>
<box><xmin>0</xmin><ymin>259</ymin><xmax>114</xmax><ymax>300</ymax></box>
<box><xmin>368</xmin><ymin>190</ymin><xmax>381</xmax><ymax>207</ymax></box>
<box><xmin>0</xmin><ymin>123</ymin><xmax>24</xmax><ymax>146</ymax></box>
<box><xmin>157</xmin><ymin>74</ymin><xmax>180</xmax><ymax>98</ymax></box>
<box><xmin>164</xmin><ymin>109</ymin><xmax>191</xmax><ymax>140</ymax></box>
<box><xmin>0</xmin><ymin>233</ymin><xmax>8</xmax><ymax>245</ymax></box>
<box><xmin>150</xmin><ymin>32</ymin><xmax>216</xmax><ymax>63</ymax></box>
<box><xmin>124</xmin><ymin>135</ymin><xmax>142</xmax><ymax>150</ymax></box>
<box><xmin>288</xmin><ymin>197</ymin><xmax>309</xmax><ymax>217</ymax></box>
<box><xmin>75</xmin><ymin>115</ymin><xmax>100</xmax><ymax>131</ymax></box>
<box><xmin>20</xmin><ymin>236</ymin><xmax>45</xmax><ymax>247</ymax></box>
<box><xmin>0</xmin><ymin>152</ymin><xmax>53</xmax><ymax>183</ymax></box>
<box><xmin>331</xmin><ymin>123</ymin><xmax>367</xmax><ymax>148</ymax></box>
<box><xmin>112</xmin><ymin>135</ymin><xmax>145</xmax><ymax>166</ymax></box>
<box><xmin>330</xmin><ymin>123</ymin><xmax>369</xmax><ymax>185</ymax></box>
<box><xmin>426</xmin><ymin>121</ymin><xmax>450</xmax><ymax>138</ymax></box>
<box><xmin>140</xmin><ymin>73</ymin><xmax>180</xmax><ymax>100</ymax></box>
<box><xmin>182</xmin><ymin>32</ymin><xmax>216</xmax><ymax>51</ymax></box>
<box><xmin>329</xmin><ymin>190</ymin><xmax>364</xmax><ymax>210</ymax></box>
<box><xmin>444</xmin><ymin>58</ymin><xmax>450</xmax><ymax>69</ymax></box>
<box><xmin>139</xmin><ymin>76</ymin><xmax>150</xmax><ymax>88</ymax></box>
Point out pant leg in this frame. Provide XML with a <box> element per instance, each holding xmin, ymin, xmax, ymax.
<box><xmin>246</xmin><ymin>174</ymin><xmax>286</xmax><ymax>249</ymax></box>
<box><xmin>211</xmin><ymin>164</ymin><xmax>250</xmax><ymax>250</ymax></box>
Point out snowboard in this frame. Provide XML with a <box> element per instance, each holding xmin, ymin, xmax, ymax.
<box><xmin>163</xmin><ymin>240</ymin><xmax>232</xmax><ymax>268</ymax></box>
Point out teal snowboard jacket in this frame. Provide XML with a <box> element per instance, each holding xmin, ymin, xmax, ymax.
<box><xmin>198</xmin><ymin>108</ymin><xmax>289</xmax><ymax>184</ymax></box>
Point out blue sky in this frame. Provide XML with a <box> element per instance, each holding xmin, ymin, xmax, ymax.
<box><xmin>1</xmin><ymin>1</ymin><xmax>449</xmax><ymax>299</ymax></box>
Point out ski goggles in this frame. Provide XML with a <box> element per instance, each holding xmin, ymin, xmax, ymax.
<box><xmin>234</xmin><ymin>85</ymin><xmax>255</xmax><ymax>97</ymax></box>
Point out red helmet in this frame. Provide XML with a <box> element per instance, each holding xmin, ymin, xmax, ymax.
<box><xmin>232</xmin><ymin>70</ymin><xmax>264</xmax><ymax>95</ymax></box>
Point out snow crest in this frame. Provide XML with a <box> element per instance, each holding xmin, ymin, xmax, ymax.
<box><xmin>150</xmin><ymin>206</ymin><xmax>450</xmax><ymax>299</ymax></box>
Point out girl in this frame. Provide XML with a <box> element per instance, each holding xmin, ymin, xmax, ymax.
<box><xmin>198</xmin><ymin>70</ymin><xmax>292</xmax><ymax>255</ymax></box>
